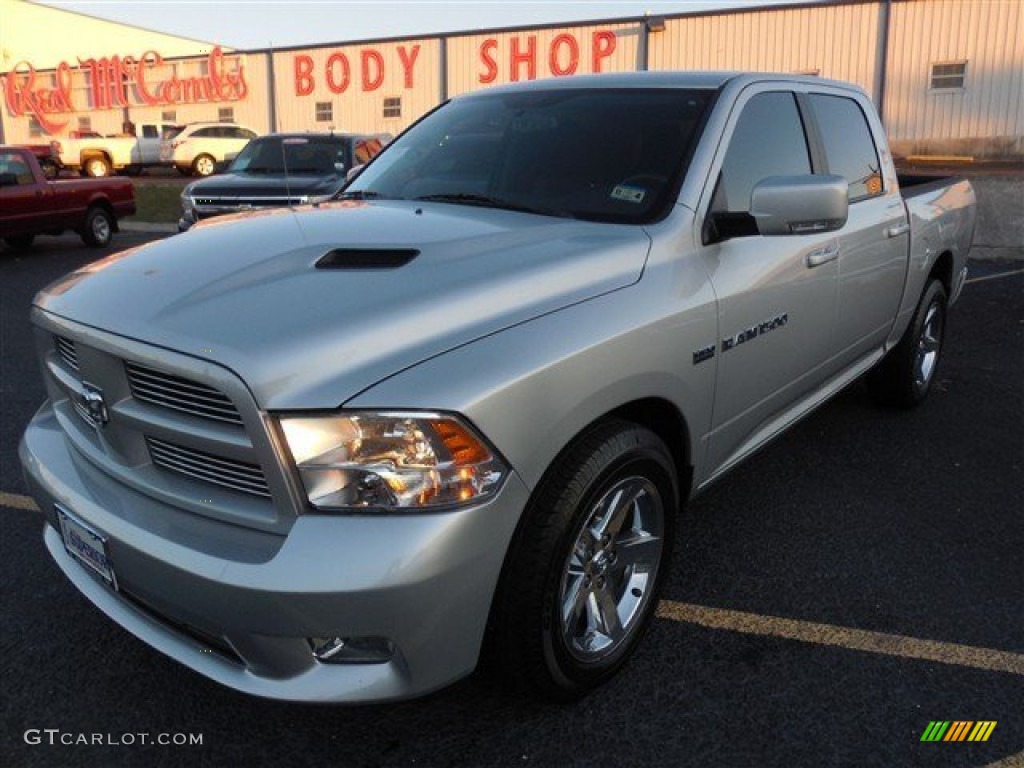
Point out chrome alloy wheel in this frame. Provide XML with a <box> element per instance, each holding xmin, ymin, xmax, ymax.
<box><xmin>558</xmin><ymin>476</ymin><xmax>664</xmax><ymax>662</ymax></box>
<box><xmin>914</xmin><ymin>301</ymin><xmax>944</xmax><ymax>390</ymax></box>
<box><xmin>91</xmin><ymin>212</ymin><xmax>111</xmax><ymax>244</ymax></box>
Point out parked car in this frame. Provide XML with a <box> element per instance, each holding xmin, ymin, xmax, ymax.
<box><xmin>16</xmin><ymin>141</ymin><xmax>62</xmax><ymax>178</ymax></box>
<box><xmin>56</xmin><ymin>122</ymin><xmax>179</xmax><ymax>177</ymax></box>
<box><xmin>0</xmin><ymin>145</ymin><xmax>135</xmax><ymax>248</ymax></box>
<box><xmin>20</xmin><ymin>72</ymin><xmax>975</xmax><ymax>704</ymax></box>
<box><xmin>178</xmin><ymin>132</ymin><xmax>389</xmax><ymax>230</ymax></box>
<box><xmin>160</xmin><ymin>122</ymin><xmax>258</xmax><ymax>177</ymax></box>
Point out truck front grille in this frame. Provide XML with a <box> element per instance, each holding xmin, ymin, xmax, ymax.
<box><xmin>147</xmin><ymin>436</ymin><xmax>271</xmax><ymax>498</ymax></box>
<box><xmin>56</xmin><ymin>336</ymin><xmax>79</xmax><ymax>370</ymax></box>
<box><xmin>126</xmin><ymin>362</ymin><xmax>243</xmax><ymax>425</ymax></box>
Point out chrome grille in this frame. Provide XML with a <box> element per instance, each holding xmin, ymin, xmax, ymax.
<box><xmin>56</xmin><ymin>336</ymin><xmax>79</xmax><ymax>370</ymax></box>
<box><xmin>126</xmin><ymin>362</ymin><xmax>243</xmax><ymax>425</ymax></box>
<box><xmin>147</xmin><ymin>437</ymin><xmax>271</xmax><ymax>498</ymax></box>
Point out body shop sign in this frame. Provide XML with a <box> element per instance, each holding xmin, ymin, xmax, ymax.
<box><xmin>3</xmin><ymin>47</ymin><xmax>247</xmax><ymax>134</ymax></box>
<box><xmin>291</xmin><ymin>30</ymin><xmax>618</xmax><ymax>95</ymax></box>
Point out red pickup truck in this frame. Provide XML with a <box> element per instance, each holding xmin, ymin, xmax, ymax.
<box><xmin>0</xmin><ymin>146</ymin><xmax>135</xmax><ymax>249</ymax></box>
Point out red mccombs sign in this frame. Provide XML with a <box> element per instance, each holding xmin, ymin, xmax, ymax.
<box><xmin>3</xmin><ymin>47</ymin><xmax>248</xmax><ymax>134</ymax></box>
<box><xmin>292</xmin><ymin>30</ymin><xmax>619</xmax><ymax>95</ymax></box>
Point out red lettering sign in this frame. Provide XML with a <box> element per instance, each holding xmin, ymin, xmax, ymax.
<box><xmin>361</xmin><ymin>50</ymin><xmax>384</xmax><ymax>92</ymax></box>
<box><xmin>549</xmin><ymin>34</ymin><xmax>579</xmax><ymax>77</ymax></box>
<box><xmin>294</xmin><ymin>55</ymin><xmax>315</xmax><ymax>96</ymax></box>
<box><xmin>479</xmin><ymin>39</ymin><xmax>499</xmax><ymax>85</ymax></box>
<box><xmin>2</xmin><ymin>46</ymin><xmax>248</xmax><ymax>135</ymax></box>
<box><xmin>592</xmin><ymin>31</ymin><xmax>617</xmax><ymax>72</ymax></box>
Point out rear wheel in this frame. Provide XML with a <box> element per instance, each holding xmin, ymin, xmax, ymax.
<box><xmin>488</xmin><ymin>420</ymin><xmax>676</xmax><ymax>700</ymax></box>
<box><xmin>80</xmin><ymin>206</ymin><xmax>114</xmax><ymax>247</ymax></box>
<box><xmin>868</xmin><ymin>278</ymin><xmax>948</xmax><ymax>408</ymax></box>
<box><xmin>83</xmin><ymin>156</ymin><xmax>111</xmax><ymax>177</ymax></box>
<box><xmin>192</xmin><ymin>154</ymin><xmax>216</xmax><ymax>176</ymax></box>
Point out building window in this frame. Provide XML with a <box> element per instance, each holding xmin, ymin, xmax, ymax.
<box><xmin>162</xmin><ymin>110</ymin><xmax>176</xmax><ymax>122</ymax></box>
<box><xmin>77</xmin><ymin>116</ymin><xmax>92</xmax><ymax>132</ymax></box>
<box><xmin>930</xmin><ymin>61</ymin><xmax>967</xmax><ymax>90</ymax></box>
<box><xmin>29</xmin><ymin>117</ymin><xmax>43</xmax><ymax>137</ymax></box>
<box><xmin>383</xmin><ymin>97</ymin><xmax>402</xmax><ymax>119</ymax></box>
<box><xmin>315</xmin><ymin>102</ymin><xmax>333</xmax><ymax>123</ymax></box>
<box><xmin>218</xmin><ymin>107</ymin><xmax>235</xmax><ymax>123</ymax></box>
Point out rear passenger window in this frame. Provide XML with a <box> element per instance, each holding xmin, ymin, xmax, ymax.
<box><xmin>809</xmin><ymin>94</ymin><xmax>883</xmax><ymax>202</ymax></box>
<box><xmin>716</xmin><ymin>92</ymin><xmax>811</xmax><ymax>215</ymax></box>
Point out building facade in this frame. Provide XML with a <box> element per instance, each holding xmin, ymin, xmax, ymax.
<box><xmin>2</xmin><ymin>0</ymin><xmax>1021</xmax><ymax>160</ymax></box>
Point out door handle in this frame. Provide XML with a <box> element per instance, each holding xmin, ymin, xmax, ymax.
<box><xmin>805</xmin><ymin>243</ymin><xmax>839</xmax><ymax>268</ymax></box>
<box><xmin>886</xmin><ymin>222</ymin><xmax>910</xmax><ymax>238</ymax></box>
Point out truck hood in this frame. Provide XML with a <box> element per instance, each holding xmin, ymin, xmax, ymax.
<box><xmin>36</xmin><ymin>201</ymin><xmax>650</xmax><ymax>409</ymax></box>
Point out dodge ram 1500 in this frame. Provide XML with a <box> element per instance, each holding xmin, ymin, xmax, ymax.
<box><xmin>20</xmin><ymin>72</ymin><xmax>976</xmax><ymax>703</ymax></box>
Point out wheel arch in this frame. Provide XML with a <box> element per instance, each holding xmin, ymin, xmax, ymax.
<box><xmin>929</xmin><ymin>250</ymin><xmax>954</xmax><ymax>297</ymax></box>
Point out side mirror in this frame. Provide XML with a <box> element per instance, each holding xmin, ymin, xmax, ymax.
<box><xmin>751</xmin><ymin>175</ymin><xmax>848</xmax><ymax>236</ymax></box>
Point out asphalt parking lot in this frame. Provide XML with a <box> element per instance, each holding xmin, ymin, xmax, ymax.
<box><xmin>1</xmin><ymin>234</ymin><xmax>1021</xmax><ymax>767</ymax></box>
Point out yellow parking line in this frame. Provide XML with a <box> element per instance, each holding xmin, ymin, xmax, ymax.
<box><xmin>0</xmin><ymin>491</ymin><xmax>38</xmax><ymax>512</ymax></box>
<box><xmin>965</xmin><ymin>268</ymin><xmax>1024</xmax><ymax>285</ymax></box>
<box><xmin>657</xmin><ymin>600</ymin><xmax>1024</xmax><ymax>677</ymax></box>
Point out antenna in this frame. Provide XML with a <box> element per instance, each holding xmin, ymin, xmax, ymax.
<box><xmin>281</xmin><ymin>136</ymin><xmax>308</xmax><ymax>210</ymax></box>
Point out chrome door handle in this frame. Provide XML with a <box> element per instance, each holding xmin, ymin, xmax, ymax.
<box><xmin>886</xmin><ymin>222</ymin><xmax>910</xmax><ymax>238</ymax></box>
<box><xmin>806</xmin><ymin>243</ymin><xmax>840</xmax><ymax>268</ymax></box>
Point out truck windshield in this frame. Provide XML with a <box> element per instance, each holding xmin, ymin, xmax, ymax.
<box><xmin>229</xmin><ymin>137</ymin><xmax>344</xmax><ymax>175</ymax></box>
<box><xmin>346</xmin><ymin>88</ymin><xmax>713</xmax><ymax>224</ymax></box>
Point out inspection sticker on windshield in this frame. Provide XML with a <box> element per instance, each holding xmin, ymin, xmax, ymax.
<box><xmin>611</xmin><ymin>185</ymin><xmax>646</xmax><ymax>203</ymax></box>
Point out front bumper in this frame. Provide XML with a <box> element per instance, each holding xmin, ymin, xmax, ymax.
<box><xmin>20</xmin><ymin>400</ymin><xmax>528</xmax><ymax>703</ymax></box>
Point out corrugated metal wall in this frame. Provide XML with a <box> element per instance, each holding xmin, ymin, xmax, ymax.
<box><xmin>445</xmin><ymin>22</ymin><xmax>640</xmax><ymax>97</ymax></box>
<box><xmin>649</xmin><ymin>2</ymin><xmax>882</xmax><ymax>99</ymax></box>
<box><xmin>271</xmin><ymin>39</ymin><xmax>441</xmax><ymax>135</ymax></box>
<box><xmin>885</xmin><ymin>0</ymin><xmax>1023</xmax><ymax>156</ymax></box>
<box><xmin>3</xmin><ymin>1</ymin><xmax>1021</xmax><ymax>158</ymax></box>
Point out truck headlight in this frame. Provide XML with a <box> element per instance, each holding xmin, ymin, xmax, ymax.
<box><xmin>279</xmin><ymin>412</ymin><xmax>507</xmax><ymax>511</ymax></box>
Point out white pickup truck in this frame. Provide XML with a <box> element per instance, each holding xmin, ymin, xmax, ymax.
<box><xmin>57</xmin><ymin>122</ymin><xmax>179</xmax><ymax>177</ymax></box>
<box><xmin>20</xmin><ymin>72</ymin><xmax>976</xmax><ymax>704</ymax></box>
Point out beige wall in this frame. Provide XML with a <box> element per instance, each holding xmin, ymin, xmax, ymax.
<box><xmin>0</xmin><ymin>0</ymin><xmax>220</xmax><ymax>72</ymax></box>
<box><xmin>649</xmin><ymin>2</ymin><xmax>882</xmax><ymax>99</ymax></box>
<box><xmin>271</xmin><ymin>39</ymin><xmax>441</xmax><ymax>135</ymax></box>
<box><xmin>446</xmin><ymin>22</ymin><xmax>640</xmax><ymax>97</ymax></box>
<box><xmin>884</xmin><ymin>0</ymin><xmax>1023</xmax><ymax>157</ymax></box>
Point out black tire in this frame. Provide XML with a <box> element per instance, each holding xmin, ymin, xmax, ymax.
<box><xmin>4</xmin><ymin>234</ymin><xmax>35</xmax><ymax>249</ymax></box>
<box><xmin>487</xmin><ymin>419</ymin><xmax>677</xmax><ymax>700</ymax></box>
<box><xmin>83</xmin><ymin>155</ymin><xmax>111</xmax><ymax>178</ymax></box>
<box><xmin>192</xmin><ymin>154</ymin><xmax>216</xmax><ymax>177</ymax></box>
<box><xmin>80</xmin><ymin>206</ymin><xmax>114</xmax><ymax>248</ymax></box>
<box><xmin>867</xmin><ymin>278</ymin><xmax>948</xmax><ymax>408</ymax></box>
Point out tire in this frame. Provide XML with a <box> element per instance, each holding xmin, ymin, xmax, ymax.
<box><xmin>83</xmin><ymin>156</ymin><xmax>111</xmax><ymax>178</ymax></box>
<box><xmin>867</xmin><ymin>278</ymin><xmax>948</xmax><ymax>408</ymax></box>
<box><xmin>488</xmin><ymin>419</ymin><xmax>677</xmax><ymax>700</ymax></box>
<box><xmin>80</xmin><ymin>206</ymin><xmax>114</xmax><ymax>248</ymax></box>
<box><xmin>4</xmin><ymin>234</ymin><xmax>35</xmax><ymax>249</ymax></box>
<box><xmin>192</xmin><ymin>154</ymin><xmax>216</xmax><ymax>176</ymax></box>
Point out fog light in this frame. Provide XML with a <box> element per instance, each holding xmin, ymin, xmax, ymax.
<box><xmin>308</xmin><ymin>636</ymin><xmax>394</xmax><ymax>664</ymax></box>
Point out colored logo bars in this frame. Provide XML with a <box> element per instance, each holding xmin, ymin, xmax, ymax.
<box><xmin>920</xmin><ymin>721</ymin><xmax>997</xmax><ymax>742</ymax></box>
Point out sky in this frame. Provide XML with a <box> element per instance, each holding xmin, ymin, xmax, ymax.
<box><xmin>35</xmin><ymin>0</ymin><xmax>823</xmax><ymax>49</ymax></box>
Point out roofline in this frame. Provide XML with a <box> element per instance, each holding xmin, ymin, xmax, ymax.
<box><xmin>26</xmin><ymin>0</ymin><xmax>227</xmax><ymax>52</ymax></box>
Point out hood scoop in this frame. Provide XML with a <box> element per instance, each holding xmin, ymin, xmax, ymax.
<box><xmin>315</xmin><ymin>248</ymin><xmax>419</xmax><ymax>270</ymax></box>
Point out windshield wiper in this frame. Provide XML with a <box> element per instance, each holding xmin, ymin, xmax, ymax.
<box><xmin>413</xmin><ymin>193</ymin><xmax>571</xmax><ymax>218</ymax></box>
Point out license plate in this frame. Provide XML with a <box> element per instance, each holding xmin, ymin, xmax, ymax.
<box><xmin>56</xmin><ymin>505</ymin><xmax>117</xmax><ymax>589</ymax></box>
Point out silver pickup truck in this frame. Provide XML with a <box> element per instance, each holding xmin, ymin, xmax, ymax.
<box><xmin>20</xmin><ymin>72</ymin><xmax>975</xmax><ymax>704</ymax></box>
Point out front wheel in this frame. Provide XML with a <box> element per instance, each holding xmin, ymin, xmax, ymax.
<box><xmin>488</xmin><ymin>420</ymin><xmax>676</xmax><ymax>700</ymax></box>
<box><xmin>867</xmin><ymin>278</ymin><xmax>948</xmax><ymax>408</ymax></box>
<box><xmin>83</xmin><ymin>156</ymin><xmax>111</xmax><ymax>177</ymax></box>
<box><xmin>80</xmin><ymin>206</ymin><xmax>114</xmax><ymax>247</ymax></box>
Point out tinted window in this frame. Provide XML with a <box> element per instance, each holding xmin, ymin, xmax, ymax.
<box><xmin>0</xmin><ymin>152</ymin><xmax>33</xmax><ymax>185</ymax></box>
<box><xmin>229</xmin><ymin>137</ymin><xmax>344</xmax><ymax>174</ymax></box>
<box><xmin>715</xmin><ymin>91</ymin><xmax>811</xmax><ymax>214</ymax></box>
<box><xmin>348</xmin><ymin>89</ymin><xmax>713</xmax><ymax>224</ymax></box>
<box><xmin>809</xmin><ymin>94</ymin><xmax>883</xmax><ymax>201</ymax></box>
<box><xmin>142</xmin><ymin>125</ymin><xmax>158</xmax><ymax>139</ymax></box>
<box><xmin>193</xmin><ymin>127</ymin><xmax>217</xmax><ymax>138</ymax></box>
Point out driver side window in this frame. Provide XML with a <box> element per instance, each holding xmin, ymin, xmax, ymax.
<box><xmin>710</xmin><ymin>91</ymin><xmax>811</xmax><ymax>240</ymax></box>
